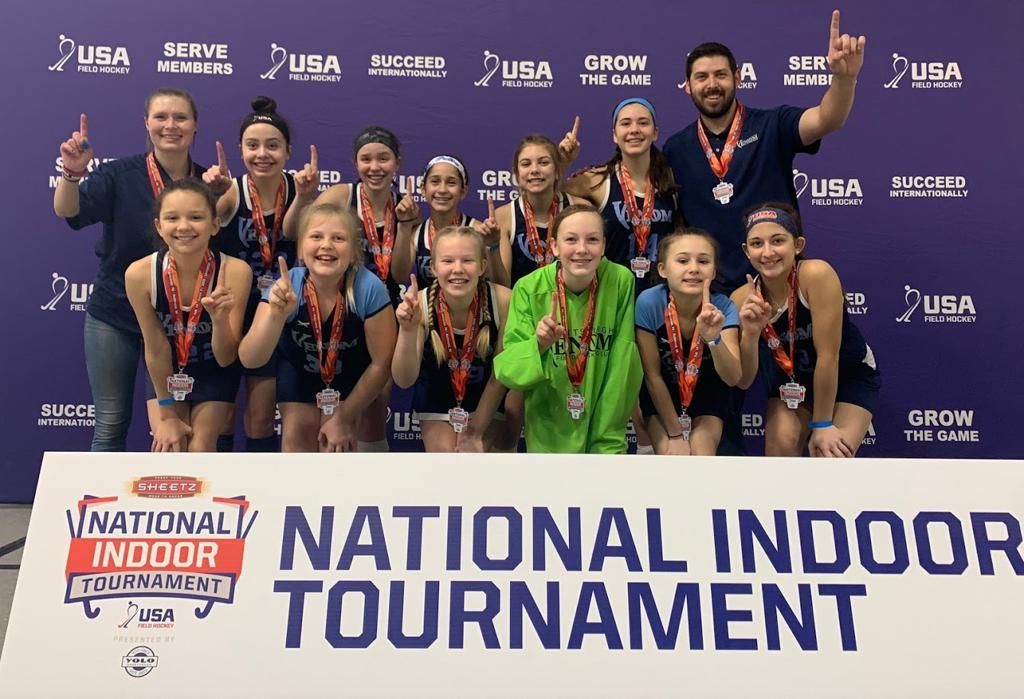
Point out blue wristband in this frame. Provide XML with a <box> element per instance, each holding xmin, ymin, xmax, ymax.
<box><xmin>808</xmin><ymin>420</ymin><xmax>833</xmax><ymax>429</ymax></box>
<box><xmin>157</xmin><ymin>396</ymin><xmax>176</xmax><ymax>407</ymax></box>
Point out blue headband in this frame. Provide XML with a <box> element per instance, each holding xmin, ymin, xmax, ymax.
<box><xmin>612</xmin><ymin>97</ymin><xmax>656</xmax><ymax>125</ymax></box>
<box><xmin>745</xmin><ymin>207</ymin><xmax>801</xmax><ymax>237</ymax></box>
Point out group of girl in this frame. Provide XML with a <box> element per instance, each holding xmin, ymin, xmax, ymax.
<box><xmin>54</xmin><ymin>89</ymin><xmax>878</xmax><ymax>457</ymax></box>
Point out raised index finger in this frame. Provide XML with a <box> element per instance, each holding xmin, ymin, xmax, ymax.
<box><xmin>829</xmin><ymin>9</ymin><xmax>841</xmax><ymax>44</ymax></box>
<box><xmin>278</xmin><ymin>255</ymin><xmax>290</xmax><ymax>284</ymax></box>
<box><xmin>80</xmin><ymin>113</ymin><xmax>90</xmax><ymax>140</ymax></box>
<box><xmin>217</xmin><ymin>256</ymin><xmax>228</xmax><ymax>288</ymax></box>
<box><xmin>570</xmin><ymin>115</ymin><xmax>580</xmax><ymax>139</ymax></box>
<box><xmin>549</xmin><ymin>292</ymin><xmax>559</xmax><ymax>321</ymax></box>
<box><xmin>703</xmin><ymin>277</ymin><xmax>712</xmax><ymax>305</ymax></box>
<box><xmin>309</xmin><ymin>144</ymin><xmax>319</xmax><ymax>171</ymax></box>
<box><xmin>409</xmin><ymin>274</ymin><xmax>418</xmax><ymax>298</ymax></box>
<box><xmin>406</xmin><ymin>175</ymin><xmax>416</xmax><ymax>196</ymax></box>
<box><xmin>487</xmin><ymin>197</ymin><xmax>496</xmax><ymax>220</ymax></box>
<box><xmin>216</xmin><ymin>141</ymin><xmax>227</xmax><ymax>172</ymax></box>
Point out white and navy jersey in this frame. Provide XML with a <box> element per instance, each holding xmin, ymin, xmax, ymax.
<box><xmin>412</xmin><ymin>213</ymin><xmax>475</xmax><ymax>289</ymax></box>
<box><xmin>150</xmin><ymin>250</ymin><xmax>228</xmax><ymax>373</ymax></box>
<box><xmin>217</xmin><ymin>172</ymin><xmax>298</xmax><ymax>287</ymax></box>
<box><xmin>412</xmin><ymin>282</ymin><xmax>501</xmax><ymax>419</ymax></box>
<box><xmin>267</xmin><ymin>266</ymin><xmax>391</xmax><ymax>395</ymax></box>
<box><xmin>509</xmin><ymin>192</ymin><xmax>571</xmax><ymax>286</ymax></box>
<box><xmin>635</xmin><ymin>283</ymin><xmax>738</xmax><ymax>417</ymax></box>
<box><xmin>348</xmin><ymin>182</ymin><xmax>403</xmax><ymax>305</ymax></box>
<box><xmin>596</xmin><ymin>167</ymin><xmax>676</xmax><ymax>294</ymax></box>
<box><xmin>757</xmin><ymin>274</ymin><xmax>876</xmax><ymax>384</ymax></box>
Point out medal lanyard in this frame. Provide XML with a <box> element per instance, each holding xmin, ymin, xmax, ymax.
<box><xmin>664</xmin><ymin>293</ymin><xmax>705</xmax><ymax>412</ymax></box>
<box><xmin>758</xmin><ymin>267</ymin><xmax>799</xmax><ymax>381</ymax></box>
<box><xmin>248</xmin><ymin>175</ymin><xmax>286</xmax><ymax>270</ymax></box>
<box><xmin>616</xmin><ymin>163</ymin><xmax>657</xmax><ymax>256</ymax></box>
<box><xmin>522</xmin><ymin>195</ymin><xmax>559</xmax><ymax>266</ymax></box>
<box><xmin>146</xmin><ymin>152</ymin><xmax>194</xmax><ymax>198</ymax></box>
<box><xmin>436</xmin><ymin>288</ymin><xmax>482</xmax><ymax>407</ymax></box>
<box><xmin>427</xmin><ymin>212</ymin><xmax>463</xmax><ymax>248</ymax></box>
<box><xmin>162</xmin><ymin>250</ymin><xmax>217</xmax><ymax>373</ymax></box>
<box><xmin>359</xmin><ymin>185</ymin><xmax>396</xmax><ymax>281</ymax></box>
<box><xmin>303</xmin><ymin>274</ymin><xmax>347</xmax><ymax>386</ymax></box>
<box><xmin>556</xmin><ymin>264</ymin><xmax>598</xmax><ymax>390</ymax></box>
<box><xmin>695</xmin><ymin>102</ymin><xmax>745</xmax><ymax>181</ymax></box>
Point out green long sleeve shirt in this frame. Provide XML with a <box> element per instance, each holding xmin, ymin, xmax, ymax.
<box><xmin>494</xmin><ymin>258</ymin><xmax>642</xmax><ymax>453</ymax></box>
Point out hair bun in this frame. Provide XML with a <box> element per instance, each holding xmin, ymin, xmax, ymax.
<box><xmin>251</xmin><ymin>96</ymin><xmax>277</xmax><ymax>113</ymax></box>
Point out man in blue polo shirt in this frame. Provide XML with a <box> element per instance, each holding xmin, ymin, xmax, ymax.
<box><xmin>664</xmin><ymin>10</ymin><xmax>866</xmax><ymax>293</ymax></box>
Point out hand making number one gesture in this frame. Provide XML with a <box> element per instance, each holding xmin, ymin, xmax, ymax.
<box><xmin>60</xmin><ymin>113</ymin><xmax>93</xmax><ymax>176</ymax></box>
<box><xmin>696</xmin><ymin>278</ymin><xmax>725</xmax><ymax>343</ymax></box>
<box><xmin>827</xmin><ymin>9</ymin><xmax>866</xmax><ymax>79</ymax></box>
<box><xmin>202</xmin><ymin>141</ymin><xmax>232</xmax><ymax>195</ymax></box>
<box><xmin>268</xmin><ymin>256</ymin><xmax>298</xmax><ymax>317</ymax></box>
<box><xmin>558</xmin><ymin>115</ymin><xmax>581</xmax><ymax>163</ymax></box>
<box><xmin>201</xmin><ymin>258</ymin><xmax>235</xmax><ymax>324</ymax></box>
<box><xmin>294</xmin><ymin>145</ymin><xmax>320</xmax><ymax>199</ymax></box>
<box><xmin>395</xmin><ymin>274</ymin><xmax>422</xmax><ymax>330</ymax></box>
<box><xmin>739</xmin><ymin>274</ymin><xmax>772</xmax><ymax>336</ymax></box>
<box><xmin>536</xmin><ymin>292</ymin><xmax>566</xmax><ymax>353</ymax></box>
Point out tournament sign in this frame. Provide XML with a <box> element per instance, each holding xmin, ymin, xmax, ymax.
<box><xmin>1</xmin><ymin>453</ymin><xmax>1022</xmax><ymax>697</ymax></box>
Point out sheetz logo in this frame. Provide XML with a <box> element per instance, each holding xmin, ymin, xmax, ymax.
<box><xmin>884</xmin><ymin>53</ymin><xmax>963</xmax><ymax>89</ymax></box>
<box><xmin>48</xmin><ymin>34</ymin><xmax>130</xmax><ymax>75</ymax></box>
<box><xmin>475</xmin><ymin>51</ymin><xmax>554</xmax><ymax>88</ymax></box>
<box><xmin>905</xmin><ymin>409</ymin><xmax>979</xmax><ymax>443</ymax></box>
<box><xmin>896</xmin><ymin>285</ymin><xmax>976</xmax><ymax>324</ymax></box>
<box><xmin>579</xmin><ymin>55</ymin><xmax>651</xmax><ymax>86</ymax></box>
<box><xmin>793</xmin><ymin>168</ymin><xmax>863</xmax><ymax>206</ymax></box>
<box><xmin>158</xmin><ymin>41</ymin><xmax>232</xmax><ymax>75</ymax></box>
<box><xmin>261</xmin><ymin>44</ymin><xmax>341</xmax><ymax>83</ymax></box>
<box><xmin>63</xmin><ymin>479</ymin><xmax>258</xmax><ymax>625</ymax></box>
<box><xmin>784</xmin><ymin>55</ymin><xmax>832</xmax><ymax>86</ymax></box>
<box><xmin>368</xmin><ymin>54</ymin><xmax>446</xmax><ymax>79</ymax></box>
<box><xmin>890</xmin><ymin>175</ymin><xmax>968</xmax><ymax>199</ymax></box>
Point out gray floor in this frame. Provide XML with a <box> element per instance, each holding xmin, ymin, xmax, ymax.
<box><xmin>0</xmin><ymin>505</ymin><xmax>30</xmax><ymax>658</ymax></box>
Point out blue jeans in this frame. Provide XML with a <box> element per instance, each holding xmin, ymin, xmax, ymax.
<box><xmin>84</xmin><ymin>313</ymin><xmax>142</xmax><ymax>451</ymax></box>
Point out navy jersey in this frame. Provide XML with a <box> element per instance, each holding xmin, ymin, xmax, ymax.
<box><xmin>217</xmin><ymin>172</ymin><xmax>298</xmax><ymax>292</ymax></box>
<box><xmin>413</xmin><ymin>282</ymin><xmax>502</xmax><ymax>418</ymax></box>
<box><xmin>596</xmin><ymin>168</ymin><xmax>676</xmax><ymax>293</ymax></box>
<box><xmin>635</xmin><ymin>284</ymin><xmax>738</xmax><ymax>417</ymax></box>
<box><xmin>148</xmin><ymin>250</ymin><xmax>239</xmax><ymax>403</ymax></box>
<box><xmin>756</xmin><ymin>273</ymin><xmax>876</xmax><ymax>391</ymax></box>
<box><xmin>663</xmin><ymin>106</ymin><xmax>820</xmax><ymax>292</ymax></box>
<box><xmin>268</xmin><ymin>266</ymin><xmax>390</xmax><ymax>400</ymax></box>
<box><xmin>347</xmin><ymin>182</ymin><xmax>403</xmax><ymax>305</ymax></box>
<box><xmin>509</xmin><ymin>192</ymin><xmax>571</xmax><ymax>286</ymax></box>
<box><xmin>65</xmin><ymin>154</ymin><xmax>206</xmax><ymax>333</ymax></box>
<box><xmin>411</xmin><ymin>213</ymin><xmax>475</xmax><ymax>289</ymax></box>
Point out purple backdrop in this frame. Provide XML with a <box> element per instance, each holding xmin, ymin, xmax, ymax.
<box><xmin>3</xmin><ymin>1</ymin><xmax>1020</xmax><ymax>501</ymax></box>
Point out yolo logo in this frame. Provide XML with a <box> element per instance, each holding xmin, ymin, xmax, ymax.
<box><xmin>48</xmin><ymin>34</ymin><xmax>130</xmax><ymax>74</ymax></box>
<box><xmin>475</xmin><ymin>51</ymin><xmax>553</xmax><ymax>88</ymax></box>
<box><xmin>261</xmin><ymin>43</ymin><xmax>341</xmax><ymax>82</ymax></box>
<box><xmin>897</xmin><ymin>285</ymin><xmax>976</xmax><ymax>324</ymax></box>
<box><xmin>884</xmin><ymin>53</ymin><xmax>962</xmax><ymax>89</ymax></box>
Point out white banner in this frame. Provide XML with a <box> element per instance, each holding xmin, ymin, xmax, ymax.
<box><xmin>1</xmin><ymin>453</ymin><xmax>1022</xmax><ymax>697</ymax></box>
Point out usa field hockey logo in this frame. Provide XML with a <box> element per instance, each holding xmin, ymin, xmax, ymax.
<box><xmin>64</xmin><ymin>477</ymin><xmax>258</xmax><ymax>621</ymax></box>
